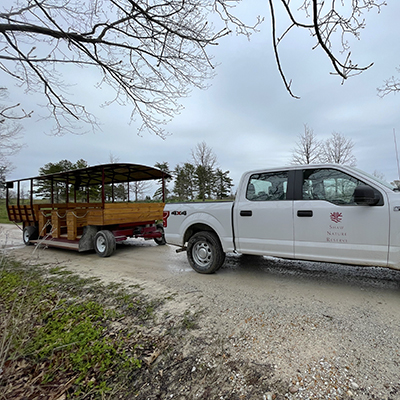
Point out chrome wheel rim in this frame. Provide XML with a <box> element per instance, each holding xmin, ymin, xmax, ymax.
<box><xmin>192</xmin><ymin>241</ymin><xmax>212</xmax><ymax>267</ymax></box>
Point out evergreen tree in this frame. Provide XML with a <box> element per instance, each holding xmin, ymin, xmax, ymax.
<box><xmin>104</xmin><ymin>183</ymin><xmax>127</xmax><ymax>202</ymax></box>
<box><xmin>35</xmin><ymin>159</ymin><xmax>92</xmax><ymax>202</ymax></box>
<box><xmin>153</xmin><ymin>161</ymin><xmax>172</xmax><ymax>200</ymax></box>
<box><xmin>214</xmin><ymin>169</ymin><xmax>233</xmax><ymax>199</ymax></box>
<box><xmin>170</xmin><ymin>143</ymin><xmax>234</xmax><ymax>201</ymax></box>
<box><xmin>195</xmin><ymin>165</ymin><xmax>215</xmax><ymax>201</ymax></box>
<box><xmin>173</xmin><ymin>163</ymin><xmax>196</xmax><ymax>201</ymax></box>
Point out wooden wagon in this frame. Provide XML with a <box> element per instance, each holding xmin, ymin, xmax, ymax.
<box><xmin>5</xmin><ymin>163</ymin><xmax>170</xmax><ymax>257</ymax></box>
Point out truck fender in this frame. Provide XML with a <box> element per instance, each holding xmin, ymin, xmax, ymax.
<box><xmin>179</xmin><ymin>212</ymin><xmax>232</xmax><ymax>253</ymax></box>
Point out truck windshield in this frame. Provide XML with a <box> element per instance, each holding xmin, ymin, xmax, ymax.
<box><xmin>352</xmin><ymin>168</ymin><xmax>399</xmax><ymax>191</ymax></box>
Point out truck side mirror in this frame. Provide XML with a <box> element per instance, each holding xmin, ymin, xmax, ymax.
<box><xmin>354</xmin><ymin>185</ymin><xmax>379</xmax><ymax>206</ymax></box>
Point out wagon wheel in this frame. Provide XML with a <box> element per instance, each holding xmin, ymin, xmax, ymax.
<box><xmin>154</xmin><ymin>223</ymin><xmax>166</xmax><ymax>245</ymax></box>
<box><xmin>94</xmin><ymin>230</ymin><xmax>116</xmax><ymax>257</ymax></box>
<box><xmin>23</xmin><ymin>226</ymin><xmax>38</xmax><ymax>246</ymax></box>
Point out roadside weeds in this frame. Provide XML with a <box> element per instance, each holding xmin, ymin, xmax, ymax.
<box><xmin>0</xmin><ymin>255</ymin><xmax>283</xmax><ymax>400</ymax></box>
<box><xmin>0</xmin><ymin>256</ymin><xmax>163</xmax><ymax>399</ymax></box>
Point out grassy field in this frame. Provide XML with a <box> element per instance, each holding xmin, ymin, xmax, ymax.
<box><xmin>0</xmin><ymin>199</ymin><xmax>9</xmax><ymax>224</ymax></box>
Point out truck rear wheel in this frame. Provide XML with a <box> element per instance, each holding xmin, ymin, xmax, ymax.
<box><xmin>94</xmin><ymin>230</ymin><xmax>116</xmax><ymax>257</ymax></box>
<box><xmin>187</xmin><ymin>231</ymin><xmax>225</xmax><ymax>274</ymax></box>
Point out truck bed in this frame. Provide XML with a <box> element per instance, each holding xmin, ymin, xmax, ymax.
<box><xmin>164</xmin><ymin>201</ymin><xmax>234</xmax><ymax>251</ymax></box>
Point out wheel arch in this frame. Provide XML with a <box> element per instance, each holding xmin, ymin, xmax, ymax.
<box><xmin>183</xmin><ymin>222</ymin><xmax>230</xmax><ymax>253</ymax></box>
<box><xmin>184</xmin><ymin>223</ymin><xmax>217</xmax><ymax>244</ymax></box>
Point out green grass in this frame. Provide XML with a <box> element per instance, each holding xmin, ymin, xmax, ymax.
<box><xmin>0</xmin><ymin>258</ymin><xmax>166</xmax><ymax>399</ymax></box>
<box><xmin>181</xmin><ymin>309</ymin><xmax>202</xmax><ymax>330</ymax></box>
<box><xmin>0</xmin><ymin>199</ymin><xmax>9</xmax><ymax>224</ymax></box>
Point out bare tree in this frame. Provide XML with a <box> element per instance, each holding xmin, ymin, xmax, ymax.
<box><xmin>268</xmin><ymin>0</ymin><xmax>385</xmax><ymax>98</ymax></box>
<box><xmin>130</xmin><ymin>181</ymin><xmax>151</xmax><ymax>201</ymax></box>
<box><xmin>372</xmin><ymin>170</ymin><xmax>386</xmax><ymax>181</ymax></box>
<box><xmin>0</xmin><ymin>0</ymin><xmax>260</xmax><ymax>137</ymax></box>
<box><xmin>0</xmin><ymin>89</ymin><xmax>25</xmax><ymax>187</ymax></box>
<box><xmin>0</xmin><ymin>87</ymin><xmax>32</xmax><ymax>123</ymax></box>
<box><xmin>191</xmin><ymin>141</ymin><xmax>218</xmax><ymax>169</ymax></box>
<box><xmin>108</xmin><ymin>153</ymin><xmax>120</xmax><ymax>164</ymax></box>
<box><xmin>322</xmin><ymin>132</ymin><xmax>357</xmax><ymax>166</ymax></box>
<box><xmin>0</xmin><ymin>122</ymin><xmax>23</xmax><ymax>165</ymax></box>
<box><xmin>191</xmin><ymin>142</ymin><xmax>218</xmax><ymax>201</ymax></box>
<box><xmin>291</xmin><ymin>124</ymin><xmax>322</xmax><ymax>164</ymax></box>
<box><xmin>378</xmin><ymin>68</ymin><xmax>400</xmax><ymax>97</ymax></box>
<box><xmin>0</xmin><ymin>1</ymin><xmax>386</xmax><ymax>136</ymax></box>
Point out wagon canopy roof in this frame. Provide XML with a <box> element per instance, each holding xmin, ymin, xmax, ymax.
<box><xmin>7</xmin><ymin>163</ymin><xmax>171</xmax><ymax>186</ymax></box>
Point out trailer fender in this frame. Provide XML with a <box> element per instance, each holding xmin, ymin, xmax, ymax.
<box><xmin>78</xmin><ymin>225</ymin><xmax>98</xmax><ymax>252</ymax></box>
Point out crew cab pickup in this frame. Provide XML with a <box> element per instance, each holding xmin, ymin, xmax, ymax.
<box><xmin>164</xmin><ymin>164</ymin><xmax>400</xmax><ymax>274</ymax></box>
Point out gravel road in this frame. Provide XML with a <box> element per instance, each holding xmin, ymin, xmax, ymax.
<box><xmin>1</xmin><ymin>223</ymin><xmax>400</xmax><ymax>399</ymax></box>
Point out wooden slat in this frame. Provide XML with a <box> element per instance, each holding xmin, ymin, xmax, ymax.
<box><xmin>86</xmin><ymin>209</ymin><xmax>104</xmax><ymax>226</ymax></box>
<box><xmin>38</xmin><ymin>211</ymin><xmax>51</xmax><ymax>236</ymax></box>
<box><xmin>7</xmin><ymin>205</ymin><xmax>36</xmax><ymax>223</ymax></box>
<box><xmin>66</xmin><ymin>209</ymin><xmax>89</xmax><ymax>240</ymax></box>
<box><xmin>7</xmin><ymin>202</ymin><xmax>164</xmax><ymax>229</ymax></box>
<box><xmin>101</xmin><ymin>203</ymin><xmax>164</xmax><ymax>225</ymax></box>
<box><xmin>51</xmin><ymin>210</ymin><xmax>67</xmax><ymax>238</ymax></box>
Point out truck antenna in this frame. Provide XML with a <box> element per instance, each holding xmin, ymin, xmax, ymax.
<box><xmin>394</xmin><ymin>128</ymin><xmax>400</xmax><ymax>180</ymax></box>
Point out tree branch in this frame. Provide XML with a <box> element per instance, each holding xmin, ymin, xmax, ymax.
<box><xmin>0</xmin><ymin>0</ymin><xmax>387</xmax><ymax>136</ymax></box>
<box><xmin>269</xmin><ymin>0</ymin><xmax>299</xmax><ymax>99</ymax></box>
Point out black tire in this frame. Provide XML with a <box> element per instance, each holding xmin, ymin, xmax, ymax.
<box><xmin>154</xmin><ymin>223</ymin><xmax>166</xmax><ymax>246</ymax></box>
<box><xmin>187</xmin><ymin>231</ymin><xmax>225</xmax><ymax>274</ymax></box>
<box><xmin>23</xmin><ymin>225</ymin><xmax>38</xmax><ymax>246</ymax></box>
<box><xmin>94</xmin><ymin>230</ymin><xmax>116</xmax><ymax>257</ymax></box>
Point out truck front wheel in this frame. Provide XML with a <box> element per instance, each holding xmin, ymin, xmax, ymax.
<box><xmin>94</xmin><ymin>230</ymin><xmax>116</xmax><ymax>257</ymax></box>
<box><xmin>187</xmin><ymin>231</ymin><xmax>225</xmax><ymax>274</ymax></box>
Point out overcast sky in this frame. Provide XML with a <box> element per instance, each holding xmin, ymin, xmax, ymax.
<box><xmin>4</xmin><ymin>1</ymin><xmax>400</xmax><ymax>195</ymax></box>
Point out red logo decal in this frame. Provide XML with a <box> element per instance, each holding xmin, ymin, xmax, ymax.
<box><xmin>330</xmin><ymin>212</ymin><xmax>342</xmax><ymax>224</ymax></box>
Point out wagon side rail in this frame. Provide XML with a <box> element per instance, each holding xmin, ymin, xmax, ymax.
<box><xmin>7</xmin><ymin>204</ymin><xmax>38</xmax><ymax>225</ymax></box>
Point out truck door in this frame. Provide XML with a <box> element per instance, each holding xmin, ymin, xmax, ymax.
<box><xmin>293</xmin><ymin>168</ymin><xmax>390</xmax><ymax>267</ymax></box>
<box><xmin>234</xmin><ymin>170</ymin><xmax>294</xmax><ymax>258</ymax></box>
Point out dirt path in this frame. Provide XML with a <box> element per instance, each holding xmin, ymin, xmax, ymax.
<box><xmin>1</xmin><ymin>224</ymin><xmax>400</xmax><ymax>399</ymax></box>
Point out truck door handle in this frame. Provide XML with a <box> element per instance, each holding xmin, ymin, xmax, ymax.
<box><xmin>297</xmin><ymin>210</ymin><xmax>313</xmax><ymax>217</ymax></box>
<box><xmin>240</xmin><ymin>210</ymin><xmax>252</xmax><ymax>217</ymax></box>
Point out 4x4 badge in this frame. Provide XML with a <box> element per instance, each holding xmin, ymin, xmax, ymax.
<box><xmin>171</xmin><ymin>211</ymin><xmax>187</xmax><ymax>216</ymax></box>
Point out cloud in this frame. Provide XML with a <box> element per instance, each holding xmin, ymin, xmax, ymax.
<box><xmin>4</xmin><ymin>1</ymin><xmax>400</xmax><ymax>188</ymax></box>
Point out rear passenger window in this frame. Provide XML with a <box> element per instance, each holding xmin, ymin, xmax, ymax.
<box><xmin>246</xmin><ymin>171</ymin><xmax>288</xmax><ymax>201</ymax></box>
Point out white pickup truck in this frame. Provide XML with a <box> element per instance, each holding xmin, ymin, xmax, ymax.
<box><xmin>164</xmin><ymin>164</ymin><xmax>400</xmax><ymax>274</ymax></box>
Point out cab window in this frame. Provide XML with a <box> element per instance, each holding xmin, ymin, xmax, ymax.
<box><xmin>302</xmin><ymin>168</ymin><xmax>378</xmax><ymax>205</ymax></box>
<box><xmin>246</xmin><ymin>171</ymin><xmax>288</xmax><ymax>201</ymax></box>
